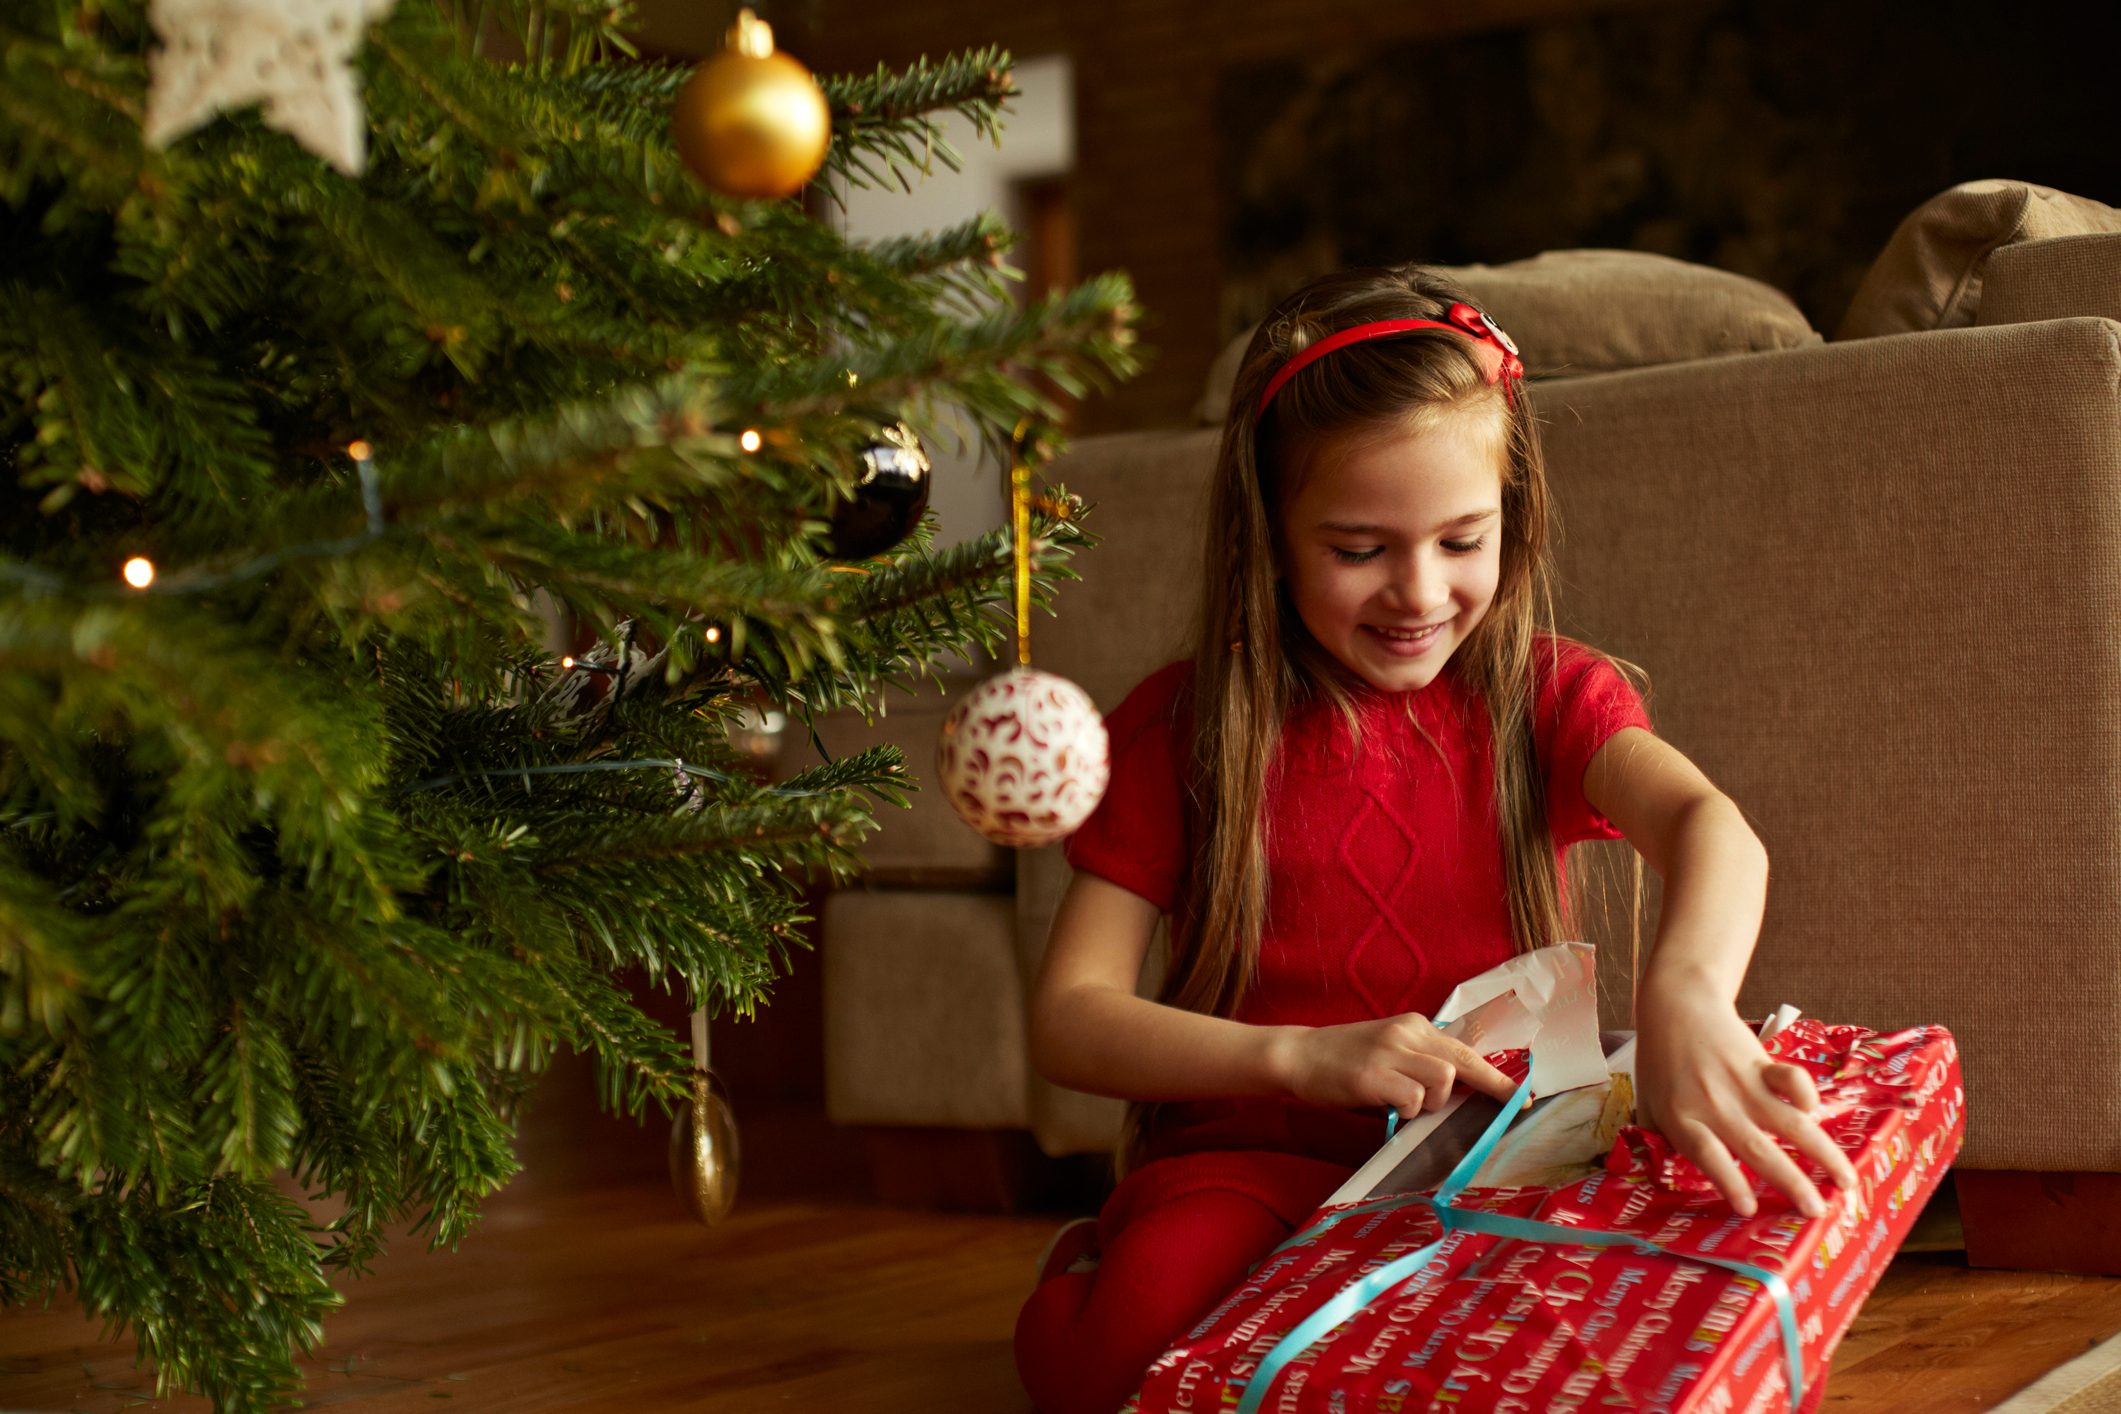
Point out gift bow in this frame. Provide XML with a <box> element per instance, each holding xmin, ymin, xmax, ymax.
<box><xmin>1229</xmin><ymin>1072</ymin><xmax>1805</xmax><ymax>1414</ymax></box>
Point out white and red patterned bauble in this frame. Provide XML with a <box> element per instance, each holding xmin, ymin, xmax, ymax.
<box><xmin>936</xmin><ymin>668</ymin><xmax>1109</xmax><ymax>847</ymax></box>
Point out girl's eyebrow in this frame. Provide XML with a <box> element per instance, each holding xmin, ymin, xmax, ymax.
<box><xmin>1318</xmin><ymin>508</ymin><xmax>1499</xmax><ymax>535</ymax></box>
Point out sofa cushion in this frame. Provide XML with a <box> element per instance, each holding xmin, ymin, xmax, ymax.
<box><xmin>1977</xmin><ymin>232</ymin><xmax>2121</xmax><ymax>328</ymax></box>
<box><xmin>1195</xmin><ymin>249</ymin><xmax>1819</xmax><ymax>424</ymax></box>
<box><xmin>1835</xmin><ymin>180</ymin><xmax>2121</xmax><ymax>341</ymax></box>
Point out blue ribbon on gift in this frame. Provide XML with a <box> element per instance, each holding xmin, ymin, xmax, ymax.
<box><xmin>1229</xmin><ymin>1075</ymin><xmax>1804</xmax><ymax>1414</ymax></box>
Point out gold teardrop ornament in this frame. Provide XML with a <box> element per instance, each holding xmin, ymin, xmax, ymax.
<box><xmin>669</xmin><ymin>1067</ymin><xmax>741</xmax><ymax>1224</ymax></box>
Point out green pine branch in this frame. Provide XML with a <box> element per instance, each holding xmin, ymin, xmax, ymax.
<box><xmin>0</xmin><ymin>850</ymin><xmax>93</xmax><ymax>1043</ymax></box>
<box><xmin>0</xmin><ymin>23</ymin><xmax>146</xmax><ymax>203</ymax></box>
<box><xmin>68</xmin><ymin>1177</ymin><xmax>340</xmax><ymax>1410</ymax></box>
<box><xmin>822</xmin><ymin>47</ymin><xmax>1015</xmax><ymax>196</ymax></box>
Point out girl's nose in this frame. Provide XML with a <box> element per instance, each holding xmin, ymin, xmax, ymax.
<box><xmin>1385</xmin><ymin>549</ymin><xmax>1448</xmax><ymax>614</ymax></box>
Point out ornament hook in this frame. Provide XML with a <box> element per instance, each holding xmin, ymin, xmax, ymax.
<box><xmin>1011</xmin><ymin>418</ymin><xmax>1034</xmax><ymax>670</ymax></box>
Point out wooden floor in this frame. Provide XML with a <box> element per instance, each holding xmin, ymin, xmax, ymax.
<box><xmin>7</xmin><ymin>1106</ymin><xmax>2121</xmax><ymax>1413</ymax></box>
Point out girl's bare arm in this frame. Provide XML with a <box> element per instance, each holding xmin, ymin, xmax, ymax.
<box><xmin>1028</xmin><ymin>872</ymin><xmax>1512</xmax><ymax>1115</ymax></box>
<box><xmin>1028</xmin><ymin>872</ymin><xmax>1283</xmax><ymax>1101</ymax></box>
<box><xmin>1585</xmin><ymin>726</ymin><xmax>1861</xmax><ymax>1215</ymax></box>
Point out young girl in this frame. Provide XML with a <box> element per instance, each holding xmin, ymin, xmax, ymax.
<box><xmin>1012</xmin><ymin>265</ymin><xmax>1862</xmax><ymax>1414</ymax></box>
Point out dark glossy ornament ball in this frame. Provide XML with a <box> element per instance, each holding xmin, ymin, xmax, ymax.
<box><xmin>827</xmin><ymin>421</ymin><xmax>931</xmax><ymax>560</ymax></box>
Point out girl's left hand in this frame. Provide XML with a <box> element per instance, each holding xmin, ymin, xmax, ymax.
<box><xmin>1633</xmin><ymin>990</ymin><xmax>1861</xmax><ymax>1219</ymax></box>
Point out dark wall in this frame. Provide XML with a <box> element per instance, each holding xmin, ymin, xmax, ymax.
<box><xmin>1218</xmin><ymin>0</ymin><xmax>2120</xmax><ymax>341</ymax></box>
<box><xmin>798</xmin><ymin>0</ymin><xmax>1623</xmax><ymax>433</ymax></box>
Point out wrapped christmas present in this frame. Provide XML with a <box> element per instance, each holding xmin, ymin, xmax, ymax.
<box><xmin>1120</xmin><ymin>948</ymin><xmax>1965</xmax><ymax>1414</ymax></box>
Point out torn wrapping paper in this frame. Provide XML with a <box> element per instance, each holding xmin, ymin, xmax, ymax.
<box><xmin>1327</xmin><ymin>944</ymin><xmax>1615</xmax><ymax>1208</ymax></box>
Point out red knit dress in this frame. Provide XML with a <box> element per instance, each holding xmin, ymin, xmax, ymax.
<box><xmin>1014</xmin><ymin>634</ymin><xmax>1652</xmax><ymax>1414</ymax></box>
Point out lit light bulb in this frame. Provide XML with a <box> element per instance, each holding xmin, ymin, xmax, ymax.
<box><xmin>705</xmin><ymin>626</ymin><xmax>723</xmax><ymax>644</ymax></box>
<box><xmin>562</xmin><ymin>655</ymin><xmax>577</xmax><ymax>669</ymax></box>
<box><xmin>347</xmin><ymin>439</ymin><xmax>373</xmax><ymax>461</ymax></box>
<box><xmin>122</xmin><ymin>557</ymin><xmax>155</xmax><ymax>589</ymax></box>
<box><xmin>739</xmin><ymin>429</ymin><xmax>762</xmax><ymax>453</ymax></box>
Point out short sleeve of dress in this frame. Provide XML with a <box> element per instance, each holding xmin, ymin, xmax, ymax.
<box><xmin>1534</xmin><ymin>636</ymin><xmax>1653</xmax><ymax>847</ymax></box>
<box><xmin>1062</xmin><ymin>661</ymin><xmax>1193</xmax><ymax>913</ymax></box>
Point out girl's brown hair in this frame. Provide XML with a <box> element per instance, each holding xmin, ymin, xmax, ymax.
<box><xmin>1119</xmin><ymin>264</ymin><xmax>1643</xmax><ymax>1173</ymax></box>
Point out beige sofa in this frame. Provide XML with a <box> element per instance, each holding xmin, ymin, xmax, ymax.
<box><xmin>797</xmin><ymin>180</ymin><xmax>2121</xmax><ymax>1270</ymax></box>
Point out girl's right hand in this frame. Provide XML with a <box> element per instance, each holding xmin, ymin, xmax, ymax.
<box><xmin>1267</xmin><ymin>1015</ymin><xmax>1519</xmax><ymax>1119</ymax></box>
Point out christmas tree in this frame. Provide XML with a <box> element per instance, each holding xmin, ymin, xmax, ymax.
<box><xmin>0</xmin><ymin>1</ymin><xmax>1139</xmax><ymax>1407</ymax></box>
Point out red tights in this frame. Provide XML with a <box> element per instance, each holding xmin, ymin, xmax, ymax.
<box><xmin>1013</xmin><ymin>1150</ymin><xmax>1351</xmax><ymax>1414</ymax></box>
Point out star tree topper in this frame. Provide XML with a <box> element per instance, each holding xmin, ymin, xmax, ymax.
<box><xmin>143</xmin><ymin>0</ymin><xmax>398</xmax><ymax>175</ymax></box>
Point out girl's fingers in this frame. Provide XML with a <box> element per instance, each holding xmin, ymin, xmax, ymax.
<box><xmin>1441</xmin><ymin>1040</ymin><xmax>1517</xmax><ymax>1101</ymax></box>
<box><xmin>1728</xmin><ymin>1122</ymin><xmax>1826</xmax><ymax>1219</ymax></box>
<box><xmin>1756</xmin><ymin>1092</ymin><xmax>1861</xmax><ymax>1191</ymax></box>
<box><xmin>1392</xmin><ymin>1080</ymin><xmax>1428</xmax><ymax>1121</ymax></box>
<box><xmin>1671</xmin><ymin>1119</ymin><xmax>1756</xmax><ymax>1218</ymax></box>
<box><xmin>1797</xmin><ymin>1123</ymin><xmax>1860</xmax><ymax>1195</ymax></box>
<box><xmin>1761</xmin><ymin>1061</ymin><xmax>1821</xmax><ymax>1113</ymax></box>
<box><xmin>1398</xmin><ymin>1053</ymin><xmax>1459</xmax><ymax>1104</ymax></box>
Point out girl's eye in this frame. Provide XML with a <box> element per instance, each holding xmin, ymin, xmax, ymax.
<box><xmin>1329</xmin><ymin>537</ymin><xmax>1487</xmax><ymax>564</ymax></box>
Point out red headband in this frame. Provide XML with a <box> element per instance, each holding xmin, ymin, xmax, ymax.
<box><xmin>1256</xmin><ymin>302</ymin><xmax>1527</xmax><ymax>417</ymax></box>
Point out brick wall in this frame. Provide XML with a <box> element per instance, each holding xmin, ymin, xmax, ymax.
<box><xmin>791</xmin><ymin>0</ymin><xmax>1641</xmax><ymax>435</ymax></box>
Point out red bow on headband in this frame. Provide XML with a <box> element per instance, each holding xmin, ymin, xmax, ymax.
<box><xmin>1257</xmin><ymin>302</ymin><xmax>1527</xmax><ymax>417</ymax></box>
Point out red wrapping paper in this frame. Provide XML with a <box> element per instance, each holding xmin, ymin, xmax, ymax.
<box><xmin>1122</xmin><ymin>1021</ymin><xmax>1964</xmax><ymax>1414</ymax></box>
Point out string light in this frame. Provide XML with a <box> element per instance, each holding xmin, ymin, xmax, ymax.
<box><xmin>739</xmin><ymin>429</ymin><xmax>762</xmax><ymax>453</ymax></box>
<box><xmin>6</xmin><ymin>439</ymin><xmax>387</xmax><ymax>600</ymax></box>
<box><xmin>705</xmin><ymin>626</ymin><xmax>722</xmax><ymax>644</ymax></box>
<box><xmin>561</xmin><ymin>655</ymin><xmax>576</xmax><ymax>669</ymax></box>
<box><xmin>404</xmin><ymin>756</ymin><xmax>835</xmax><ymax>798</ymax></box>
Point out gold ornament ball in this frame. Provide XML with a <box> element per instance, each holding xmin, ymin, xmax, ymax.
<box><xmin>669</xmin><ymin>1068</ymin><xmax>741</xmax><ymax>1224</ymax></box>
<box><xmin>672</xmin><ymin>11</ymin><xmax>831</xmax><ymax>201</ymax></box>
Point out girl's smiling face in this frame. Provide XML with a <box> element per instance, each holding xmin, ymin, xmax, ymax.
<box><xmin>1277</xmin><ymin>407</ymin><xmax>1507</xmax><ymax>693</ymax></box>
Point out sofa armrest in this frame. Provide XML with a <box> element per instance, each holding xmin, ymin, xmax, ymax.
<box><xmin>823</xmin><ymin>890</ymin><xmax>1030</xmax><ymax>1128</ymax></box>
<box><xmin>1541</xmin><ymin>316</ymin><xmax>2121</xmax><ymax>1171</ymax></box>
<box><xmin>1979</xmin><ymin>233</ymin><xmax>2121</xmax><ymax>328</ymax></box>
